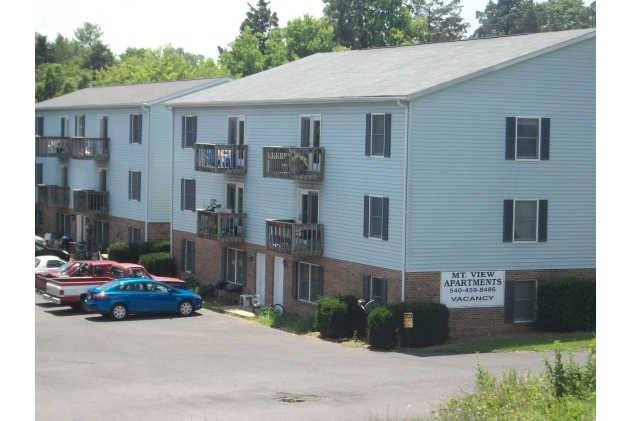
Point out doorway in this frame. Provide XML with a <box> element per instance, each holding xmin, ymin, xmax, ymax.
<box><xmin>256</xmin><ymin>253</ymin><xmax>266</xmax><ymax>306</ymax></box>
<box><xmin>273</xmin><ymin>256</ymin><xmax>284</xmax><ymax>306</ymax></box>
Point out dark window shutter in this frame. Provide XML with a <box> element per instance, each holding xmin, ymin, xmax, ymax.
<box><xmin>382</xmin><ymin>197</ymin><xmax>389</xmax><ymax>241</ymax></box>
<box><xmin>60</xmin><ymin>117</ymin><xmax>64</xmax><ymax>136</ymax></box>
<box><xmin>190</xmin><ymin>242</ymin><xmax>195</xmax><ymax>274</ymax></box>
<box><xmin>241</xmin><ymin>252</ymin><xmax>247</xmax><ymax>287</ymax></box>
<box><xmin>365</xmin><ymin>114</ymin><xmax>371</xmax><ymax>156</ymax></box>
<box><xmin>37</xmin><ymin>117</ymin><xmax>44</xmax><ymax>136</ymax></box>
<box><xmin>540</xmin><ymin>118</ymin><xmax>550</xmax><ymax>160</ymax></box>
<box><xmin>181</xmin><ymin>116</ymin><xmax>186</xmax><ymax>148</ymax></box>
<box><xmin>128</xmin><ymin>227</ymin><xmax>131</xmax><ymax>243</ymax></box>
<box><xmin>138</xmin><ymin>114</ymin><xmax>143</xmax><ymax>144</ymax></box>
<box><xmin>384</xmin><ymin>114</ymin><xmax>391</xmax><ymax>157</ymax></box>
<box><xmin>505</xmin><ymin>117</ymin><xmax>516</xmax><ymax>160</ymax></box>
<box><xmin>129</xmin><ymin>115</ymin><xmax>133</xmax><ymax>143</ymax></box>
<box><xmin>538</xmin><ymin>200</ymin><xmax>548</xmax><ymax>242</ymax></box>
<box><xmin>179</xmin><ymin>239</ymin><xmax>185</xmax><ymax>271</ymax></box>
<box><xmin>317</xmin><ymin>265</ymin><xmax>324</xmax><ymax>298</ymax></box>
<box><xmin>221</xmin><ymin>247</ymin><xmax>226</xmax><ymax>281</ymax></box>
<box><xmin>504</xmin><ymin>280</ymin><xmax>514</xmax><ymax>323</ymax></box>
<box><xmin>363</xmin><ymin>275</ymin><xmax>370</xmax><ymax>301</ymax></box>
<box><xmin>503</xmin><ymin>200</ymin><xmax>514</xmax><ymax>242</ymax></box>
<box><xmin>128</xmin><ymin>172</ymin><xmax>132</xmax><ymax>200</ymax></box>
<box><xmin>75</xmin><ymin>115</ymin><xmax>78</xmax><ymax>137</ymax></box>
<box><xmin>192</xmin><ymin>116</ymin><xmax>197</xmax><ymax>145</ymax></box>
<box><xmin>180</xmin><ymin>179</ymin><xmax>185</xmax><ymax>210</ymax></box>
<box><xmin>192</xmin><ymin>179</ymin><xmax>196</xmax><ymax>211</ymax></box>
<box><xmin>363</xmin><ymin>195</ymin><xmax>369</xmax><ymax>238</ymax></box>
<box><xmin>292</xmin><ymin>261</ymin><xmax>298</xmax><ymax>300</ymax></box>
<box><xmin>382</xmin><ymin>279</ymin><xmax>388</xmax><ymax>304</ymax></box>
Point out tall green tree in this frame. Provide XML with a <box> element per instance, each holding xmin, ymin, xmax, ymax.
<box><xmin>73</xmin><ymin>22</ymin><xmax>104</xmax><ymax>49</ymax></box>
<box><xmin>473</xmin><ymin>0</ymin><xmax>539</xmax><ymax>37</ymax></box>
<box><xmin>410</xmin><ymin>0</ymin><xmax>470</xmax><ymax>42</ymax></box>
<box><xmin>284</xmin><ymin>14</ymin><xmax>337</xmax><ymax>60</ymax></box>
<box><xmin>218</xmin><ymin>27</ymin><xmax>266</xmax><ymax>78</ymax></box>
<box><xmin>240</xmin><ymin>0</ymin><xmax>279</xmax><ymax>54</ymax></box>
<box><xmin>50</xmin><ymin>33</ymin><xmax>76</xmax><ymax>64</ymax></box>
<box><xmin>535</xmin><ymin>0</ymin><xmax>595</xmax><ymax>32</ymax></box>
<box><xmin>35</xmin><ymin>33</ymin><xmax>52</xmax><ymax>67</ymax></box>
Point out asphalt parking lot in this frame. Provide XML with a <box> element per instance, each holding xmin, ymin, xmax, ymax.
<box><xmin>35</xmin><ymin>293</ymin><xmax>585</xmax><ymax>421</ymax></box>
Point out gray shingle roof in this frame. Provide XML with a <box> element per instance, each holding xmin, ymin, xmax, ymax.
<box><xmin>166</xmin><ymin>29</ymin><xmax>595</xmax><ymax>107</ymax></box>
<box><xmin>35</xmin><ymin>77</ymin><xmax>229</xmax><ymax>110</ymax></box>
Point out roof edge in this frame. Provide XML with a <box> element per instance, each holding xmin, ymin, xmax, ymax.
<box><xmin>165</xmin><ymin>96</ymin><xmax>408</xmax><ymax>108</ymax></box>
<box><xmin>146</xmin><ymin>77</ymin><xmax>233</xmax><ymax>106</ymax></box>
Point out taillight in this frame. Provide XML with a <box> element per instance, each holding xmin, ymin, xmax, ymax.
<box><xmin>92</xmin><ymin>292</ymin><xmax>109</xmax><ymax>300</ymax></box>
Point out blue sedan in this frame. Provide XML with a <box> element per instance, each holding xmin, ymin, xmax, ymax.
<box><xmin>84</xmin><ymin>278</ymin><xmax>202</xmax><ymax>320</ymax></box>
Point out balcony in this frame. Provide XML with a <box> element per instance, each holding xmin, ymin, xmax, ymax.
<box><xmin>71</xmin><ymin>138</ymin><xmax>109</xmax><ymax>161</ymax></box>
<box><xmin>37</xmin><ymin>185</ymin><xmax>69</xmax><ymax>207</ymax></box>
<box><xmin>73</xmin><ymin>190</ymin><xmax>109</xmax><ymax>214</ymax></box>
<box><xmin>35</xmin><ymin>137</ymin><xmax>71</xmax><ymax>158</ymax></box>
<box><xmin>197</xmin><ymin>209</ymin><xmax>246</xmax><ymax>242</ymax></box>
<box><xmin>265</xmin><ymin>219</ymin><xmax>323</xmax><ymax>256</ymax></box>
<box><xmin>195</xmin><ymin>144</ymin><xmax>247</xmax><ymax>174</ymax></box>
<box><xmin>263</xmin><ymin>147</ymin><xmax>325</xmax><ymax>181</ymax></box>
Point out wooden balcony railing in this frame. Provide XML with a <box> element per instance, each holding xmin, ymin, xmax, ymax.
<box><xmin>37</xmin><ymin>185</ymin><xmax>69</xmax><ymax>207</ymax></box>
<box><xmin>197</xmin><ymin>209</ymin><xmax>246</xmax><ymax>242</ymax></box>
<box><xmin>195</xmin><ymin>144</ymin><xmax>247</xmax><ymax>174</ymax></box>
<box><xmin>265</xmin><ymin>219</ymin><xmax>323</xmax><ymax>256</ymax></box>
<box><xmin>35</xmin><ymin>137</ymin><xmax>71</xmax><ymax>158</ymax></box>
<box><xmin>263</xmin><ymin>147</ymin><xmax>325</xmax><ymax>181</ymax></box>
<box><xmin>73</xmin><ymin>190</ymin><xmax>109</xmax><ymax>214</ymax></box>
<box><xmin>71</xmin><ymin>138</ymin><xmax>110</xmax><ymax>161</ymax></box>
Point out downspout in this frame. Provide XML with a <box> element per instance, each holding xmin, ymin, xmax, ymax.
<box><xmin>166</xmin><ymin>106</ymin><xmax>174</xmax><ymax>255</ymax></box>
<box><xmin>141</xmin><ymin>103</ymin><xmax>150</xmax><ymax>242</ymax></box>
<box><xmin>397</xmin><ymin>99</ymin><xmax>410</xmax><ymax>303</ymax></box>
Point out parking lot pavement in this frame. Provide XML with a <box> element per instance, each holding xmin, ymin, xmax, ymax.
<box><xmin>35</xmin><ymin>293</ymin><xmax>587</xmax><ymax>421</ymax></box>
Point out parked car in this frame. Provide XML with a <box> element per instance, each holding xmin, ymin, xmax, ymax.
<box><xmin>35</xmin><ymin>235</ymin><xmax>46</xmax><ymax>245</ymax></box>
<box><xmin>35</xmin><ymin>256</ymin><xmax>67</xmax><ymax>274</ymax></box>
<box><xmin>35</xmin><ymin>242</ymin><xmax>70</xmax><ymax>261</ymax></box>
<box><xmin>84</xmin><ymin>278</ymin><xmax>202</xmax><ymax>320</ymax></box>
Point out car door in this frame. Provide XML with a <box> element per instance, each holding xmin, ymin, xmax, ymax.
<box><xmin>123</xmin><ymin>281</ymin><xmax>147</xmax><ymax>312</ymax></box>
<box><xmin>146</xmin><ymin>282</ymin><xmax>175</xmax><ymax>312</ymax></box>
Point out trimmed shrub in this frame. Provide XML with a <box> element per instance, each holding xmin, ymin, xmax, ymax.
<box><xmin>339</xmin><ymin>294</ymin><xmax>368</xmax><ymax>337</ymax></box>
<box><xmin>536</xmin><ymin>278</ymin><xmax>596</xmax><ymax>332</ymax></box>
<box><xmin>184</xmin><ymin>277</ymin><xmax>215</xmax><ymax>300</ymax></box>
<box><xmin>367</xmin><ymin>306</ymin><xmax>397</xmax><ymax>350</ymax></box>
<box><xmin>315</xmin><ymin>296</ymin><xmax>348</xmax><ymax>338</ymax></box>
<box><xmin>152</xmin><ymin>241</ymin><xmax>171</xmax><ymax>253</ymax></box>
<box><xmin>389</xmin><ymin>302</ymin><xmax>450</xmax><ymax>347</ymax></box>
<box><xmin>138</xmin><ymin>252</ymin><xmax>177</xmax><ymax>277</ymax></box>
<box><xmin>137</xmin><ymin>242</ymin><xmax>154</xmax><ymax>257</ymax></box>
<box><xmin>107</xmin><ymin>242</ymin><xmax>138</xmax><ymax>263</ymax></box>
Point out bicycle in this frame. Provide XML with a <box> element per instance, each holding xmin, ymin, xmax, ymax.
<box><xmin>251</xmin><ymin>295</ymin><xmax>284</xmax><ymax>317</ymax></box>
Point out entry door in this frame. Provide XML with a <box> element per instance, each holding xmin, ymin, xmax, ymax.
<box><xmin>76</xmin><ymin>215</ymin><xmax>84</xmax><ymax>242</ymax></box>
<box><xmin>301</xmin><ymin>191</ymin><xmax>319</xmax><ymax>224</ymax></box>
<box><xmin>300</xmin><ymin>116</ymin><xmax>321</xmax><ymax>171</ymax></box>
<box><xmin>256</xmin><ymin>253</ymin><xmax>266</xmax><ymax>305</ymax></box>
<box><xmin>273</xmin><ymin>256</ymin><xmax>284</xmax><ymax>306</ymax></box>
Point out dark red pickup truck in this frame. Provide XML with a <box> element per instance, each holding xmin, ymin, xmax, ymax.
<box><xmin>35</xmin><ymin>261</ymin><xmax>186</xmax><ymax>310</ymax></box>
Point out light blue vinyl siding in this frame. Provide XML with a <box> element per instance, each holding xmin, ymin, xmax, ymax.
<box><xmin>406</xmin><ymin>38</ymin><xmax>595</xmax><ymax>271</ymax></box>
<box><xmin>172</xmin><ymin>103</ymin><xmax>405</xmax><ymax>270</ymax></box>
<box><xmin>147</xmin><ymin>105</ymin><xmax>173</xmax><ymax>222</ymax></box>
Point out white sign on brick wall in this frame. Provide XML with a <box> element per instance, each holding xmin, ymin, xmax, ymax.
<box><xmin>440</xmin><ymin>271</ymin><xmax>505</xmax><ymax>309</ymax></box>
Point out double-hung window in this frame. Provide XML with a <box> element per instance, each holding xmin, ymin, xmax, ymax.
<box><xmin>505</xmin><ymin>117</ymin><xmax>550</xmax><ymax>160</ymax></box>
<box><xmin>365</xmin><ymin>113</ymin><xmax>391</xmax><ymax>157</ymax></box>
<box><xmin>294</xmin><ymin>262</ymin><xmax>323</xmax><ymax>303</ymax></box>
<box><xmin>75</xmin><ymin>115</ymin><xmax>85</xmax><ymax>137</ymax></box>
<box><xmin>128</xmin><ymin>227</ymin><xmax>140</xmax><ymax>244</ymax></box>
<box><xmin>36</xmin><ymin>163</ymin><xmax>43</xmax><ymax>185</ymax></box>
<box><xmin>181</xmin><ymin>179</ymin><xmax>196</xmax><ymax>211</ymax></box>
<box><xmin>35</xmin><ymin>116</ymin><xmax>44</xmax><ymax>136</ymax></box>
<box><xmin>503</xmin><ymin>199</ymin><xmax>548</xmax><ymax>243</ymax></box>
<box><xmin>130</xmin><ymin>114</ymin><xmax>142</xmax><ymax>144</ymax></box>
<box><xmin>128</xmin><ymin>171</ymin><xmax>141</xmax><ymax>201</ymax></box>
<box><xmin>363</xmin><ymin>276</ymin><xmax>388</xmax><ymax>304</ymax></box>
<box><xmin>363</xmin><ymin>195</ymin><xmax>389</xmax><ymax>240</ymax></box>
<box><xmin>182</xmin><ymin>116</ymin><xmax>197</xmax><ymax>148</ymax></box>
<box><xmin>56</xmin><ymin>213</ymin><xmax>71</xmax><ymax>236</ymax></box>
<box><xmin>504</xmin><ymin>280</ymin><xmax>537</xmax><ymax>323</ymax></box>
<box><xmin>222</xmin><ymin>247</ymin><xmax>247</xmax><ymax>285</ymax></box>
<box><xmin>300</xmin><ymin>115</ymin><xmax>321</xmax><ymax>164</ymax></box>
<box><xmin>228</xmin><ymin>116</ymin><xmax>245</xmax><ymax>145</ymax></box>
<box><xmin>95</xmin><ymin>220</ymin><xmax>109</xmax><ymax>247</ymax></box>
<box><xmin>180</xmin><ymin>240</ymin><xmax>195</xmax><ymax>273</ymax></box>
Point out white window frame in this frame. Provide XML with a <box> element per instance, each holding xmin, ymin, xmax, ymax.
<box><xmin>297</xmin><ymin>188</ymin><xmax>319</xmax><ymax>224</ymax></box>
<box><xmin>128</xmin><ymin>227</ymin><xmax>140</xmax><ymax>244</ymax></box>
<box><xmin>513</xmin><ymin>280</ymin><xmax>537</xmax><ymax>323</ymax></box>
<box><xmin>131</xmin><ymin>114</ymin><xmax>142</xmax><ymax>144</ymax></box>
<box><xmin>513</xmin><ymin>199</ymin><xmax>539</xmax><ymax>243</ymax></box>
<box><xmin>59</xmin><ymin>165</ymin><xmax>68</xmax><ymax>187</ymax></box>
<box><xmin>298</xmin><ymin>115</ymin><xmax>321</xmax><ymax>146</ymax></box>
<box><xmin>183</xmin><ymin>178</ymin><xmax>196</xmax><ymax>212</ymax></box>
<box><xmin>225</xmin><ymin>247</ymin><xmax>246</xmax><ymax>285</ymax></box>
<box><xmin>227</xmin><ymin>116</ymin><xmax>245</xmax><ymax>145</ymax></box>
<box><xmin>76</xmin><ymin>115</ymin><xmax>85</xmax><ymax>137</ymax></box>
<box><xmin>298</xmin><ymin>262</ymin><xmax>321</xmax><ymax>303</ymax></box>
<box><xmin>368</xmin><ymin>195</ymin><xmax>384</xmax><ymax>240</ymax></box>
<box><xmin>225</xmin><ymin>182</ymin><xmax>244</xmax><ymax>213</ymax></box>
<box><xmin>60</xmin><ymin>116</ymin><xmax>69</xmax><ymax>137</ymax></box>
<box><xmin>183</xmin><ymin>115</ymin><xmax>196</xmax><ymax>149</ymax></box>
<box><xmin>515</xmin><ymin>116</ymin><xmax>541</xmax><ymax>161</ymax></box>
<box><xmin>98</xmin><ymin>115</ymin><xmax>109</xmax><ymax>139</ymax></box>
<box><xmin>129</xmin><ymin>171</ymin><xmax>141</xmax><ymax>201</ymax></box>
<box><xmin>370</xmin><ymin>113</ymin><xmax>386</xmax><ymax>157</ymax></box>
<box><xmin>183</xmin><ymin>239</ymin><xmax>195</xmax><ymax>273</ymax></box>
<box><xmin>370</xmin><ymin>276</ymin><xmax>385</xmax><ymax>302</ymax></box>
<box><xmin>95</xmin><ymin>220</ymin><xmax>109</xmax><ymax>247</ymax></box>
<box><xmin>56</xmin><ymin>213</ymin><xmax>71</xmax><ymax>237</ymax></box>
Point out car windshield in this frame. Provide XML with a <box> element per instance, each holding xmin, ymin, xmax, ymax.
<box><xmin>57</xmin><ymin>262</ymin><xmax>74</xmax><ymax>273</ymax></box>
<box><xmin>95</xmin><ymin>280</ymin><xmax>120</xmax><ymax>291</ymax></box>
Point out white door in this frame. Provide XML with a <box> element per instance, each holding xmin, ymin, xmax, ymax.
<box><xmin>273</xmin><ymin>256</ymin><xmax>284</xmax><ymax>306</ymax></box>
<box><xmin>76</xmin><ymin>215</ymin><xmax>84</xmax><ymax>242</ymax></box>
<box><xmin>256</xmin><ymin>253</ymin><xmax>266</xmax><ymax>305</ymax></box>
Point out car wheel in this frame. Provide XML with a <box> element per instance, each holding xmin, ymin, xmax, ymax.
<box><xmin>78</xmin><ymin>294</ymin><xmax>89</xmax><ymax>312</ymax></box>
<box><xmin>177</xmin><ymin>300</ymin><xmax>194</xmax><ymax>317</ymax></box>
<box><xmin>110</xmin><ymin>304</ymin><xmax>128</xmax><ymax>320</ymax></box>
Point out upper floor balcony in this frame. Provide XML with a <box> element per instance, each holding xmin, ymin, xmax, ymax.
<box><xmin>37</xmin><ymin>185</ymin><xmax>69</xmax><ymax>207</ymax></box>
<box><xmin>265</xmin><ymin>219</ymin><xmax>323</xmax><ymax>257</ymax></box>
<box><xmin>35</xmin><ymin>137</ymin><xmax>71</xmax><ymax>158</ymax></box>
<box><xmin>197</xmin><ymin>209</ymin><xmax>246</xmax><ymax>242</ymax></box>
<box><xmin>263</xmin><ymin>147</ymin><xmax>325</xmax><ymax>181</ymax></box>
<box><xmin>195</xmin><ymin>144</ymin><xmax>247</xmax><ymax>175</ymax></box>
<box><xmin>70</xmin><ymin>138</ymin><xmax>110</xmax><ymax>161</ymax></box>
<box><xmin>73</xmin><ymin>190</ymin><xmax>109</xmax><ymax>214</ymax></box>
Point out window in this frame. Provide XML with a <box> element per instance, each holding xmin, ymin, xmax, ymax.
<box><xmin>180</xmin><ymin>239</ymin><xmax>195</xmax><ymax>273</ymax></box>
<box><xmin>226</xmin><ymin>182</ymin><xmax>244</xmax><ymax>213</ymax></box>
<box><xmin>130</xmin><ymin>114</ymin><xmax>142</xmax><ymax>144</ymax></box>
<box><xmin>56</xmin><ymin>213</ymin><xmax>71</xmax><ymax>236</ymax></box>
<box><xmin>181</xmin><ymin>179</ymin><xmax>196</xmax><ymax>211</ymax></box>
<box><xmin>60</xmin><ymin>165</ymin><xmax>68</xmax><ymax>187</ymax></box>
<box><xmin>60</xmin><ymin>116</ymin><xmax>69</xmax><ymax>137</ymax></box>
<box><xmin>75</xmin><ymin>115</ymin><xmax>85</xmax><ymax>137</ymax></box>
<box><xmin>505</xmin><ymin>117</ymin><xmax>550</xmax><ymax>160</ymax></box>
<box><xmin>365</xmin><ymin>113</ymin><xmax>391</xmax><ymax>157</ymax></box>
<box><xmin>504</xmin><ymin>280</ymin><xmax>537</xmax><ymax>323</ymax></box>
<box><xmin>95</xmin><ymin>220</ymin><xmax>109</xmax><ymax>247</ymax></box>
<box><xmin>222</xmin><ymin>247</ymin><xmax>246</xmax><ymax>285</ymax></box>
<box><xmin>362</xmin><ymin>276</ymin><xmax>388</xmax><ymax>304</ymax></box>
<box><xmin>503</xmin><ymin>199</ymin><xmax>548</xmax><ymax>243</ymax></box>
<box><xmin>182</xmin><ymin>116</ymin><xmax>197</xmax><ymax>148</ymax></box>
<box><xmin>98</xmin><ymin>169</ymin><xmax>107</xmax><ymax>192</ymax></box>
<box><xmin>363</xmin><ymin>195</ymin><xmax>389</xmax><ymax>240</ymax></box>
<box><xmin>300</xmin><ymin>116</ymin><xmax>321</xmax><ymax>163</ymax></box>
<box><xmin>99</xmin><ymin>115</ymin><xmax>108</xmax><ymax>138</ymax></box>
<box><xmin>228</xmin><ymin>116</ymin><xmax>245</xmax><ymax>146</ymax></box>
<box><xmin>35</xmin><ymin>116</ymin><xmax>44</xmax><ymax>136</ymax></box>
<box><xmin>293</xmin><ymin>262</ymin><xmax>323</xmax><ymax>303</ymax></box>
<box><xmin>128</xmin><ymin>227</ymin><xmax>140</xmax><ymax>244</ymax></box>
<box><xmin>128</xmin><ymin>171</ymin><xmax>141</xmax><ymax>201</ymax></box>
<box><xmin>36</xmin><ymin>163</ymin><xmax>43</xmax><ymax>185</ymax></box>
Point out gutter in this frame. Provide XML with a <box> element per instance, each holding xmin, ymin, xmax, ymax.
<box><xmin>141</xmin><ymin>103</ymin><xmax>150</xmax><ymax>242</ymax></box>
<box><xmin>164</xmin><ymin>96</ymin><xmax>409</xmax><ymax>108</ymax></box>
<box><xmin>397</xmin><ymin>99</ymin><xmax>410</xmax><ymax>303</ymax></box>
<box><xmin>166</xmin><ymin>106</ymin><xmax>174</xmax><ymax>255</ymax></box>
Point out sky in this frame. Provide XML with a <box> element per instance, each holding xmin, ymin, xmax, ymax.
<box><xmin>34</xmin><ymin>0</ymin><xmax>492</xmax><ymax>61</ymax></box>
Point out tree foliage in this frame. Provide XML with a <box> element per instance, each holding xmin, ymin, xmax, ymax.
<box><xmin>240</xmin><ymin>0</ymin><xmax>279</xmax><ymax>55</ymax></box>
<box><xmin>410</xmin><ymin>0</ymin><xmax>470</xmax><ymax>42</ymax></box>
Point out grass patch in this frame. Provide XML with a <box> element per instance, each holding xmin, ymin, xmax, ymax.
<box><xmin>253</xmin><ymin>313</ymin><xmax>315</xmax><ymax>335</ymax></box>
<box><xmin>405</xmin><ymin>332</ymin><xmax>595</xmax><ymax>354</ymax></box>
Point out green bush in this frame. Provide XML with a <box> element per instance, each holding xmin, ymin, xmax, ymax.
<box><xmin>107</xmin><ymin>242</ymin><xmax>138</xmax><ymax>263</ymax></box>
<box><xmin>389</xmin><ymin>301</ymin><xmax>450</xmax><ymax>348</ymax></box>
<box><xmin>339</xmin><ymin>294</ymin><xmax>368</xmax><ymax>337</ymax></box>
<box><xmin>138</xmin><ymin>252</ymin><xmax>177</xmax><ymax>277</ymax></box>
<box><xmin>367</xmin><ymin>306</ymin><xmax>397</xmax><ymax>350</ymax></box>
<box><xmin>184</xmin><ymin>277</ymin><xmax>215</xmax><ymax>300</ymax></box>
<box><xmin>315</xmin><ymin>295</ymin><xmax>367</xmax><ymax>339</ymax></box>
<box><xmin>137</xmin><ymin>241</ymin><xmax>154</xmax><ymax>257</ymax></box>
<box><xmin>152</xmin><ymin>240</ymin><xmax>170</xmax><ymax>253</ymax></box>
<box><xmin>536</xmin><ymin>278</ymin><xmax>596</xmax><ymax>332</ymax></box>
